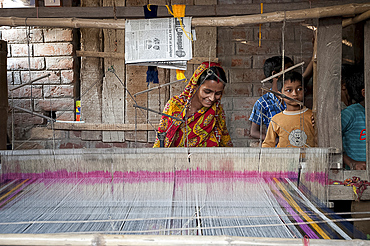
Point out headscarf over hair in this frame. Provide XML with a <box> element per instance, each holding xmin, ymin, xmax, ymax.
<box><xmin>153</xmin><ymin>62</ymin><xmax>233</xmax><ymax>148</ymax></box>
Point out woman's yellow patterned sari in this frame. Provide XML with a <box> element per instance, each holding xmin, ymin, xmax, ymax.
<box><xmin>153</xmin><ymin>62</ymin><xmax>233</xmax><ymax>148</ymax></box>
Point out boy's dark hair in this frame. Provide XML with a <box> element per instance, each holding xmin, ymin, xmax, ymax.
<box><xmin>346</xmin><ymin>69</ymin><xmax>364</xmax><ymax>103</ymax></box>
<box><xmin>198</xmin><ymin>66</ymin><xmax>227</xmax><ymax>85</ymax></box>
<box><xmin>277</xmin><ymin>71</ymin><xmax>303</xmax><ymax>92</ymax></box>
<box><xmin>263</xmin><ymin>56</ymin><xmax>294</xmax><ymax>80</ymax></box>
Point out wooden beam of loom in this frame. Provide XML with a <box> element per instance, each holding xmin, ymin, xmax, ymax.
<box><xmin>48</xmin><ymin>122</ymin><xmax>159</xmax><ymax>131</ymax></box>
<box><xmin>0</xmin><ymin>233</ymin><xmax>368</xmax><ymax>246</ymax></box>
<box><xmin>0</xmin><ymin>1</ymin><xmax>367</xmax><ymax>18</ymax></box>
<box><xmin>76</xmin><ymin>51</ymin><xmax>218</xmax><ymax>64</ymax></box>
<box><xmin>1</xmin><ymin>3</ymin><xmax>370</xmax><ymax>29</ymax></box>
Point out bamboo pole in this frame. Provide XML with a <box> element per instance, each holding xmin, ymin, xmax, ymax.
<box><xmin>48</xmin><ymin>122</ymin><xmax>159</xmax><ymax>131</ymax></box>
<box><xmin>191</xmin><ymin>3</ymin><xmax>370</xmax><ymax>27</ymax></box>
<box><xmin>0</xmin><ymin>17</ymin><xmax>126</xmax><ymax>29</ymax></box>
<box><xmin>343</xmin><ymin>9</ymin><xmax>370</xmax><ymax>27</ymax></box>
<box><xmin>0</xmin><ymin>3</ymin><xmax>370</xmax><ymax>29</ymax></box>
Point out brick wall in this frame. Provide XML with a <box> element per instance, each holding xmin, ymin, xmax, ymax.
<box><xmin>218</xmin><ymin>21</ymin><xmax>315</xmax><ymax>147</ymax></box>
<box><xmin>3</xmin><ymin>27</ymin><xmax>76</xmax><ymax>149</ymax></box>
<box><xmin>2</xmin><ymin>1</ymin><xmax>320</xmax><ymax>149</ymax></box>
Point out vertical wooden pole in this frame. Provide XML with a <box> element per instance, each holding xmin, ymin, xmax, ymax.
<box><xmin>364</xmin><ymin>20</ymin><xmax>370</xmax><ymax>175</ymax></box>
<box><xmin>316</xmin><ymin>17</ymin><xmax>342</xmax><ymax>150</ymax></box>
<box><xmin>80</xmin><ymin>0</ymin><xmax>103</xmax><ymax>143</ymax></box>
<box><xmin>0</xmin><ymin>41</ymin><xmax>7</xmax><ymax>150</ymax></box>
<box><xmin>102</xmin><ymin>0</ymin><xmax>125</xmax><ymax>143</ymax></box>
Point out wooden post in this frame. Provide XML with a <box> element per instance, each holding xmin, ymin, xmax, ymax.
<box><xmin>316</xmin><ymin>17</ymin><xmax>342</xmax><ymax>150</ymax></box>
<box><xmin>80</xmin><ymin>0</ymin><xmax>104</xmax><ymax>142</ymax></box>
<box><xmin>102</xmin><ymin>0</ymin><xmax>125</xmax><ymax>143</ymax></box>
<box><xmin>0</xmin><ymin>40</ymin><xmax>7</xmax><ymax>150</ymax></box>
<box><xmin>365</xmin><ymin>20</ymin><xmax>370</xmax><ymax>174</ymax></box>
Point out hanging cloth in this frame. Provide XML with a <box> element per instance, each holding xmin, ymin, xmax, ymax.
<box><xmin>144</xmin><ymin>4</ymin><xmax>159</xmax><ymax>85</ymax></box>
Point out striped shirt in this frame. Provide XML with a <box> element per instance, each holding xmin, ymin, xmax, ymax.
<box><xmin>341</xmin><ymin>103</ymin><xmax>366</xmax><ymax>162</ymax></box>
<box><xmin>249</xmin><ymin>92</ymin><xmax>286</xmax><ymax>129</ymax></box>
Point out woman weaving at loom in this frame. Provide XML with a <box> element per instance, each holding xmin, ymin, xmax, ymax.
<box><xmin>153</xmin><ymin>62</ymin><xmax>233</xmax><ymax>147</ymax></box>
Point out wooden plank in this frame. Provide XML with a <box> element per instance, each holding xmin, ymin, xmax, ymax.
<box><xmin>316</xmin><ymin>17</ymin><xmax>342</xmax><ymax>149</ymax></box>
<box><xmin>102</xmin><ymin>0</ymin><xmax>125</xmax><ymax>143</ymax></box>
<box><xmin>76</xmin><ymin>50</ymin><xmax>217</xmax><ymax>64</ymax></box>
<box><xmin>76</xmin><ymin>50</ymin><xmax>124</xmax><ymax>59</ymax></box>
<box><xmin>80</xmin><ymin>0</ymin><xmax>103</xmax><ymax>141</ymax></box>
<box><xmin>48</xmin><ymin>123</ymin><xmax>158</xmax><ymax>131</ymax></box>
<box><xmin>0</xmin><ymin>41</ymin><xmax>7</xmax><ymax>150</ymax></box>
<box><xmin>329</xmin><ymin>185</ymin><xmax>370</xmax><ymax>200</ymax></box>
<box><xmin>0</xmin><ymin>1</ymin><xmax>368</xmax><ymax>18</ymax></box>
<box><xmin>365</xmin><ymin>20</ymin><xmax>370</xmax><ymax>177</ymax></box>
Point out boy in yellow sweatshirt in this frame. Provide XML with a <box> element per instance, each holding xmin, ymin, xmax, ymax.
<box><xmin>262</xmin><ymin>71</ymin><xmax>316</xmax><ymax>148</ymax></box>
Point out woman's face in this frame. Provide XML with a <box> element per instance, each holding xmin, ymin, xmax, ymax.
<box><xmin>195</xmin><ymin>79</ymin><xmax>225</xmax><ymax>108</ymax></box>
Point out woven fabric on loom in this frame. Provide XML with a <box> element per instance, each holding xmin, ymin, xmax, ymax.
<box><xmin>0</xmin><ymin>148</ymin><xmax>358</xmax><ymax>239</ymax></box>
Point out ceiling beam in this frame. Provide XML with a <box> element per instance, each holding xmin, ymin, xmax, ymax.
<box><xmin>0</xmin><ymin>0</ymin><xmax>368</xmax><ymax>19</ymax></box>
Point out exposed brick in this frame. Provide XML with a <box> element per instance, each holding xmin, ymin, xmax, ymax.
<box><xmin>61</xmin><ymin>70</ymin><xmax>74</xmax><ymax>84</ymax></box>
<box><xmin>220</xmin><ymin>96</ymin><xmax>233</xmax><ymax>111</ymax></box>
<box><xmin>236</xmin><ymin>41</ymin><xmax>280</xmax><ymax>55</ymax></box>
<box><xmin>224</xmin><ymin>83</ymin><xmax>253</xmax><ymax>96</ymax></box>
<box><xmin>10</xmin><ymin>44</ymin><xmax>32</xmax><ymax>57</ymax></box>
<box><xmin>7</xmin><ymin>44</ymin><xmax>11</xmax><ymax>57</ymax></box>
<box><xmin>231</xmin><ymin>56</ymin><xmax>252</xmax><ymax>68</ymax></box>
<box><xmin>8</xmin><ymin>99</ymin><xmax>32</xmax><ymax>111</ymax></box>
<box><xmin>46</xmin><ymin>57</ymin><xmax>73</xmax><ymax>69</ymax></box>
<box><xmin>194</xmin><ymin>0</ymin><xmax>216</xmax><ymax>4</ymax></box>
<box><xmin>28</xmin><ymin>127</ymin><xmax>66</xmax><ymax>139</ymax></box>
<box><xmin>125</xmin><ymin>0</ymin><xmax>147</xmax><ymax>6</ymax></box>
<box><xmin>112</xmin><ymin>142</ymin><xmax>129</xmax><ymax>148</ymax></box>
<box><xmin>56</xmin><ymin>111</ymin><xmax>74</xmax><ymax>121</ymax></box>
<box><xmin>231</xmin><ymin>27</ymin><xmax>254</xmax><ymax>41</ymax></box>
<box><xmin>255</xmin><ymin>25</ymin><xmax>295</xmax><ymax>41</ymax></box>
<box><xmin>218</xmin><ymin>0</ymin><xmax>252</xmax><ymax>3</ymax></box>
<box><xmin>13</xmin><ymin>71</ymin><xmax>21</xmax><ymax>84</ymax></box>
<box><xmin>69</xmin><ymin>130</ymin><xmax>81</xmax><ymax>138</ymax></box>
<box><xmin>7</xmin><ymin>72</ymin><xmax>13</xmax><ymax>84</ymax></box>
<box><xmin>34</xmin><ymin>98</ymin><xmax>74</xmax><ymax>111</ymax></box>
<box><xmin>12</xmin><ymin>113</ymin><xmax>44</xmax><ymax>126</ymax></box>
<box><xmin>217</xmin><ymin>41</ymin><xmax>235</xmax><ymax>56</ymax></box>
<box><xmin>44</xmin><ymin>28</ymin><xmax>73</xmax><ymax>42</ymax></box>
<box><xmin>294</xmin><ymin>26</ymin><xmax>315</xmax><ymax>42</ymax></box>
<box><xmin>128</xmin><ymin>141</ymin><xmax>154</xmax><ymax>148</ymax></box>
<box><xmin>21</xmin><ymin>71</ymin><xmax>61</xmax><ymax>84</ymax></box>
<box><xmin>252</xmin><ymin>82</ymin><xmax>265</xmax><ymax>97</ymax></box>
<box><xmin>284</xmin><ymin>40</ymin><xmax>313</xmax><ymax>55</ymax></box>
<box><xmin>229</xmin><ymin>68</ymin><xmax>264</xmax><ymax>83</ymax></box>
<box><xmin>44</xmin><ymin>85</ymin><xmax>74</xmax><ymax>98</ymax></box>
<box><xmin>233</xmin><ymin>96</ymin><xmax>260</xmax><ymax>110</ymax></box>
<box><xmin>34</xmin><ymin>43</ymin><xmax>73</xmax><ymax>56</ymax></box>
<box><xmin>9</xmin><ymin>85</ymin><xmax>43</xmax><ymax>99</ymax></box>
<box><xmin>7</xmin><ymin>57</ymin><xmax>45</xmax><ymax>70</ymax></box>
<box><xmin>1</xmin><ymin>28</ymin><xmax>43</xmax><ymax>44</ymax></box>
<box><xmin>59</xmin><ymin>140</ymin><xmax>86</xmax><ymax>149</ymax></box>
<box><xmin>93</xmin><ymin>141</ymin><xmax>114</xmax><ymax>148</ymax></box>
<box><xmin>125</xmin><ymin>131</ymin><xmax>147</xmax><ymax>142</ymax></box>
<box><xmin>13</xmin><ymin>141</ymin><xmax>45</xmax><ymax>149</ymax></box>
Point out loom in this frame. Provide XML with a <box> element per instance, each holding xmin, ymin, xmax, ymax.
<box><xmin>0</xmin><ymin>147</ymin><xmax>367</xmax><ymax>245</ymax></box>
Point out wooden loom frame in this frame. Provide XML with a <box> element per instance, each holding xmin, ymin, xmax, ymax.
<box><xmin>1</xmin><ymin>1</ymin><xmax>369</xmax><ymax>200</ymax></box>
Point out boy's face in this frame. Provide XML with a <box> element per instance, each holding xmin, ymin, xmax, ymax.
<box><xmin>282</xmin><ymin>79</ymin><xmax>304</xmax><ymax>106</ymax></box>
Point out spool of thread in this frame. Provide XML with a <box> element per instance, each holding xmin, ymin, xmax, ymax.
<box><xmin>76</xmin><ymin>100</ymin><xmax>81</xmax><ymax>121</ymax></box>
